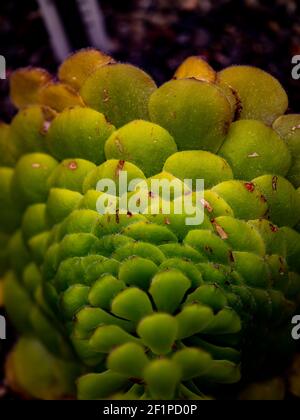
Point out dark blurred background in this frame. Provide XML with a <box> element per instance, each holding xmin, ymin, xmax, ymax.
<box><xmin>0</xmin><ymin>0</ymin><xmax>300</xmax><ymax>123</ymax></box>
<box><xmin>0</xmin><ymin>0</ymin><xmax>300</xmax><ymax>399</ymax></box>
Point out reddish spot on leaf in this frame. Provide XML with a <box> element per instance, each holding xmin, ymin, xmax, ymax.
<box><xmin>41</xmin><ymin>120</ymin><xmax>51</xmax><ymax>135</ymax></box>
<box><xmin>244</xmin><ymin>182</ymin><xmax>255</xmax><ymax>193</ymax></box>
<box><xmin>115</xmin><ymin>160</ymin><xmax>125</xmax><ymax>177</ymax></box>
<box><xmin>68</xmin><ymin>161</ymin><xmax>78</xmax><ymax>170</ymax></box>
<box><xmin>270</xmin><ymin>223</ymin><xmax>279</xmax><ymax>233</ymax></box>
<box><xmin>200</xmin><ymin>198</ymin><xmax>213</xmax><ymax>213</ymax></box>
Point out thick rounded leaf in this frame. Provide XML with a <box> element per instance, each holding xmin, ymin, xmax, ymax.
<box><xmin>184</xmin><ymin>230</ymin><xmax>232</xmax><ymax>264</ymax></box>
<box><xmin>202</xmin><ymin>190</ymin><xmax>235</xmax><ymax>219</ymax></box>
<box><xmin>57</xmin><ymin>209</ymin><xmax>102</xmax><ymax>240</ymax></box>
<box><xmin>231</xmin><ymin>251</ymin><xmax>271</xmax><ymax>289</ymax></box>
<box><xmin>185</xmin><ymin>285</ymin><xmax>228</xmax><ymax>312</ymax></box>
<box><xmin>201</xmin><ymin>308</ymin><xmax>241</xmax><ymax>335</ymax></box>
<box><xmin>59</xmin><ymin>48</ymin><xmax>115</xmax><ymax>91</ymax></box>
<box><xmin>10</xmin><ymin>106</ymin><xmax>56</xmax><ymax>155</ymax></box>
<box><xmin>105</xmin><ymin>120</ymin><xmax>177</xmax><ymax>177</ymax></box>
<box><xmin>89</xmin><ymin>325</ymin><xmax>140</xmax><ymax>353</ymax></box>
<box><xmin>22</xmin><ymin>203</ymin><xmax>47</xmax><ymax>241</ymax></box>
<box><xmin>137</xmin><ymin>313</ymin><xmax>178</xmax><ymax>355</ymax></box>
<box><xmin>273</xmin><ymin>114</ymin><xmax>300</xmax><ymax>188</ymax></box>
<box><xmin>77</xmin><ymin>190</ymin><xmax>103</xmax><ymax>211</ymax></box>
<box><xmin>149</xmin><ymin>79</ymin><xmax>232</xmax><ymax>153</ymax></box>
<box><xmin>0</xmin><ymin>122</ymin><xmax>18</xmax><ymax>166</ymax></box>
<box><xmin>173</xmin><ymin>348</ymin><xmax>212</xmax><ymax>380</ymax></box>
<box><xmin>266</xmin><ymin>255</ymin><xmax>289</xmax><ymax>294</ymax></box>
<box><xmin>191</xmin><ymin>337</ymin><xmax>241</xmax><ymax>364</ymax></box>
<box><xmin>149</xmin><ymin>270</ymin><xmax>191</xmax><ymax>313</ymax></box>
<box><xmin>219</xmin><ymin>66</ymin><xmax>288</xmax><ymax>124</ymax></box>
<box><xmin>280</xmin><ymin>227</ymin><xmax>300</xmax><ymax>273</ymax></box>
<box><xmin>6</xmin><ymin>337</ymin><xmax>79</xmax><ymax>400</ymax></box>
<box><xmin>113</xmin><ymin>241</ymin><xmax>166</xmax><ymax>265</ymax></box>
<box><xmin>4</xmin><ymin>272</ymin><xmax>32</xmax><ymax>333</ymax></box>
<box><xmin>88</xmin><ymin>275</ymin><xmax>125</xmax><ymax>310</ymax></box>
<box><xmin>164</xmin><ymin>151</ymin><xmax>233</xmax><ymax>189</ymax></box>
<box><xmin>158</xmin><ymin>243</ymin><xmax>207</xmax><ymax>263</ymax></box>
<box><xmin>77</xmin><ymin>371</ymin><xmax>128</xmax><ymax>400</ymax></box>
<box><xmin>219</xmin><ymin>120</ymin><xmax>292</xmax><ymax>180</ymax></box>
<box><xmin>174</xmin><ymin>56</ymin><xmax>217</xmax><ymax>82</ymax></box>
<box><xmin>83</xmin><ymin>159</ymin><xmax>145</xmax><ymax>194</ymax></box>
<box><xmin>121</xmin><ymin>221</ymin><xmax>178</xmax><ymax>244</ymax></box>
<box><xmin>28</xmin><ymin>231</ymin><xmax>50</xmax><ymax>265</ymax></box>
<box><xmin>11</xmin><ymin>153</ymin><xmax>58</xmax><ymax>208</ymax></box>
<box><xmin>81</xmin><ymin>63</ymin><xmax>156</xmax><ymax>128</ymax></box>
<box><xmin>143</xmin><ymin>359</ymin><xmax>181</xmax><ymax>400</ymax></box>
<box><xmin>47</xmin><ymin>158</ymin><xmax>96</xmax><ymax>193</ymax></box>
<box><xmin>196</xmin><ymin>263</ymin><xmax>243</xmax><ymax>289</ymax></box>
<box><xmin>60</xmin><ymin>285</ymin><xmax>90</xmax><ymax>319</ymax></box>
<box><xmin>46</xmin><ymin>107</ymin><xmax>115</xmax><ymax>164</ymax></box>
<box><xmin>57</xmin><ymin>233</ymin><xmax>100</xmax><ymax>265</ymax></box>
<box><xmin>212</xmin><ymin>216</ymin><xmax>266</xmax><ymax>256</ymax></box>
<box><xmin>212</xmin><ymin>180</ymin><xmax>268</xmax><ymax>220</ymax></box>
<box><xmin>159</xmin><ymin>258</ymin><xmax>203</xmax><ymax>288</ymax></box>
<box><xmin>0</xmin><ymin>168</ymin><xmax>22</xmax><ymax>233</ymax></box>
<box><xmin>248</xmin><ymin>219</ymin><xmax>286</xmax><ymax>256</ymax></box>
<box><xmin>253</xmin><ymin>175</ymin><xmax>300</xmax><ymax>227</ymax></box>
<box><xmin>118</xmin><ymin>257</ymin><xmax>158</xmax><ymax>290</ymax></box>
<box><xmin>38</xmin><ymin>82</ymin><xmax>85</xmax><ymax>112</ymax></box>
<box><xmin>75</xmin><ymin>307</ymin><xmax>133</xmax><ymax>338</ymax></box>
<box><xmin>107</xmin><ymin>343</ymin><xmax>149</xmax><ymax>378</ymax></box>
<box><xmin>111</xmin><ymin>288</ymin><xmax>153</xmax><ymax>323</ymax></box>
<box><xmin>94</xmin><ymin>214</ymin><xmax>146</xmax><ymax>238</ymax></box>
<box><xmin>176</xmin><ymin>304</ymin><xmax>214</xmax><ymax>339</ymax></box>
<box><xmin>46</xmin><ymin>188</ymin><xmax>83</xmax><ymax>226</ymax></box>
<box><xmin>10</xmin><ymin>67</ymin><xmax>52</xmax><ymax>108</ymax></box>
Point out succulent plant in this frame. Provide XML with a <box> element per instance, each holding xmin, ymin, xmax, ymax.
<box><xmin>212</xmin><ymin>180</ymin><xmax>268</xmax><ymax>220</ymax></box>
<box><xmin>163</xmin><ymin>151</ymin><xmax>233</xmax><ymax>189</ymax></box>
<box><xmin>218</xmin><ymin>66</ymin><xmax>288</xmax><ymax>125</ymax></box>
<box><xmin>149</xmin><ymin>78</ymin><xmax>232</xmax><ymax>153</ymax></box>
<box><xmin>46</xmin><ymin>107</ymin><xmax>115</xmax><ymax>164</ymax></box>
<box><xmin>219</xmin><ymin>120</ymin><xmax>292</xmax><ymax>180</ymax></box>
<box><xmin>273</xmin><ymin>115</ymin><xmax>300</xmax><ymax>188</ymax></box>
<box><xmin>81</xmin><ymin>64</ymin><xmax>157</xmax><ymax>128</ymax></box>
<box><xmin>105</xmin><ymin>120</ymin><xmax>177</xmax><ymax>177</ymax></box>
<box><xmin>1</xmin><ymin>49</ymin><xmax>300</xmax><ymax>400</ymax></box>
<box><xmin>10</xmin><ymin>106</ymin><xmax>57</xmax><ymax>157</ymax></box>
